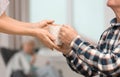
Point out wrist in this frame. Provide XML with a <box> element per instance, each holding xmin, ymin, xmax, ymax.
<box><xmin>32</xmin><ymin>28</ymin><xmax>43</xmax><ymax>38</ymax></box>
<box><xmin>31</xmin><ymin>23</ymin><xmax>39</xmax><ymax>28</ymax></box>
<box><xmin>63</xmin><ymin>48</ymin><xmax>71</xmax><ymax>55</ymax></box>
<box><xmin>29</xmin><ymin>28</ymin><xmax>39</xmax><ymax>37</ymax></box>
<box><xmin>68</xmin><ymin>35</ymin><xmax>78</xmax><ymax>46</ymax></box>
<box><xmin>70</xmin><ymin>35</ymin><xmax>80</xmax><ymax>47</ymax></box>
<box><xmin>63</xmin><ymin>50</ymin><xmax>71</xmax><ymax>55</ymax></box>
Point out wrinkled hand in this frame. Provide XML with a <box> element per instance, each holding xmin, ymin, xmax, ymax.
<box><xmin>56</xmin><ymin>44</ymin><xmax>71</xmax><ymax>55</ymax></box>
<box><xmin>35</xmin><ymin>28</ymin><xmax>59</xmax><ymax>50</ymax></box>
<box><xmin>59</xmin><ymin>25</ymin><xmax>78</xmax><ymax>47</ymax></box>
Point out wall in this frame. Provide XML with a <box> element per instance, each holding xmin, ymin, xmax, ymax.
<box><xmin>73</xmin><ymin>0</ymin><xmax>105</xmax><ymax>41</ymax></box>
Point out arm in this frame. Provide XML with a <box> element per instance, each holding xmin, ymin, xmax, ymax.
<box><xmin>1</xmin><ymin>13</ymin><xmax>54</xmax><ymax>28</ymax></box>
<box><xmin>56</xmin><ymin>39</ymin><xmax>98</xmax><ymax>76</ymax></box>
<box><xmin>0</xmin><ymin>13</ymin><xmax>54</xmax><ymax>35</ymax></box>
<box><xmin>64</xmin><ymin>50</ymin><xmax>98</xmax><ymax>77</ymax></box>
<box><xmin>0</xmin><ymin>13</ymin><xmax>58</xmax><ymax>49</ymax></box>
<box><xmin>0</xmin><ymin>13</ymin><xmax>36</xmax><ymax>35</ymax></box>
<box><xmin>59</xmin><ymin>25</ymin><xmax>120</xmax><ymax>75</ymax></box>
<box><xmin>70</xmin><ymin>36</ymin><xmax>120</xmax><ymax>75</ymax></box>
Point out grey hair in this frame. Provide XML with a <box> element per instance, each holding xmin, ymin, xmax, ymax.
<box><xmin>21</xmin><ymin>36</ymin><xmax>35</xmax><ymax>44</ymax></box>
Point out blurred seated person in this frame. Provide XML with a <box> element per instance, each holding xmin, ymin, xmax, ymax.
<box><xmin>6</xmin><ymin>36</ymin><xmax>37</xmax><ymax>77</ymax></box>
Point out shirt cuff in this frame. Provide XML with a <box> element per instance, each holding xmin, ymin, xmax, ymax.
<box><xmin>70</xmin><ymin>35</ymin><xmax>94</xmax><ymax>55</ymax></box>
<box><xmin>70</xmin><ymin>35</ymin><xmax>84</xmax><ymax>51</ymax></box>
<box><xmin>70</xmin><ymin>35</ymin><xmax>83</xmax><ymax>47</ymax></box>
<box><xmin>64</xmin><ymin>50</ymin><xmax>76</xmax><ymax>59</ymax></box>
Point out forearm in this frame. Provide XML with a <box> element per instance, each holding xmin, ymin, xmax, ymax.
<box><xmin>4</xmin><ymin>15</ymin><xmax>36</xmax><ymax>28</ymax></box>
<box><xmin>71</xmin><ymin>36</ymin><xmax>120</xmax><ymax>75</ymax></box>
<box><xmin>0</xmin><ymin>13</ymin><xmax>36</xmax><ymax>36</ymax></box>
<box><xmin>64</xmin><ymin>50</ymin><xmax>98</xmax><ymax>76</ymax></box>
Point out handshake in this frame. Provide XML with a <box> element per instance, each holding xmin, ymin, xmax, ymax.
<box><xmin>36</xmin><ymin>20</ymin><xmax>78</xmax><ymax>55</ymax></box>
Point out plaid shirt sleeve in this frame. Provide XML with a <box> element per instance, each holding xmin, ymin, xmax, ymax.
<box><xmin>64</xmin><ymin>50</ymin><xmax>98</xmax><ymax>76</ymax></box>
<box><xmin>70</xmin><ymin>35</ymin><xmax>120</xmax><ymax>75</ymax></box>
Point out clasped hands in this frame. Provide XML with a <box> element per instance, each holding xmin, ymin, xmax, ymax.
<box><xmin>34</xmin><ymin>20</ymin><xmax>78</xmax><ymax>55</ymax></box>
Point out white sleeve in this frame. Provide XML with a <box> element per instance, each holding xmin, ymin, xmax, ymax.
<box><xmin>0</xmin><ymin>0</ymin><xmax>9</xmax><ymax>16</ymax></box>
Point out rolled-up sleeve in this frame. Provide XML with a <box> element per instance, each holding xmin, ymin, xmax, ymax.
<box><xmin>0</xmin><ymin>0</ymin><xmax>9</xmax><ymax>16</ymax></box>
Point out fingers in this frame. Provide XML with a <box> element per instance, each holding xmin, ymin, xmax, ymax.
<box><xmin>44</xmin><ymin>36</ymin><xmax>54</xmax><ymax>49</ymax></box>
<box><xmin>48</xmin><ymin>24</ymin><xmax>61</xmax><ymax>27</ymax></box>
<box><xmin>46</xmin><ymin>32</ymin><xmax>60</xmax><ymax>49</ymax></box>
<box><xmin>40</xmin><ymin>21</ymin><xmax>47</xmax><ymax>28</ymax></box>
<box><xmin>59</xmin><ymin>26</ymin><xmax>67</xmax><ymax>37</ymax></box>
<box><xmin>47</xmin><ymin>32</ymin><xmax>56</xmax><ymax>42</ymax></box>
<box><xmin>59</xmin><ymin>27</ymin><xmax>65</xmax><ymax>41</ymax></box>
<box><xmin>40</xmin><ymin>20</ymin><xmax>54</xmax><ymax>28</ymax></box>
<box><xmin>60</xmin><ymin>25</ymin><xmax>70</xmax><ymax>31</ymax></box>
<box><xmin>62</xmin><ymin>25</ymin><xmax>73</xmax><ymax>30</ymax></box>
<box><xmin>59</xmin><ymin>33</ymin><xmax>65</xmax><ymax>44</ymax></box>
<box><xmin>45</xmin><ymin>35</ymin><xmax>59</xmax><ymax>50</ymax></box>
<box><xmin>46</xmin><ymin>20</ymin><xmax>54</xmax><ymax>24</ymax></box>
<box><xmin>60</xmin><ymin>26</ymin><xmax>65</xmax><ymax>32</ymax></box>
<box><xmin>43</xmin><ymin>26</ymin><xmax>49</xmax><ymax>31</ymax></box>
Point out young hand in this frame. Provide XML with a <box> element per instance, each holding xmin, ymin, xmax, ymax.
<box><xmin>34</xmin><ymin>28</ymin><xmax>59</xmax><ymax>50</ymax></box>
<box><xmin>34</xmin><ymin>20</ymin><xmax>54</xmax><ymax>29</ymax></box>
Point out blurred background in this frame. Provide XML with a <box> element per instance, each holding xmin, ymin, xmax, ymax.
<box><xmin>0</xmin><ymin>0</ymin><xmax>115</xmax><ymax>77</ymax></box>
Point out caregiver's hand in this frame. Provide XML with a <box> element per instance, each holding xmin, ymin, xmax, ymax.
<box><xmin>34</xmin><ymin>28</ymin><xmax>58</xmax><ymax>50</ymax></box>
<box><xmin>59</xmin><ymin>25</ymin><xmax>78</xmax><ymax>47</ymax></box>
<box><xmin>34</xmin><ymin>20</ymin><xmax>54</xmax><ymax>29</ymax></box>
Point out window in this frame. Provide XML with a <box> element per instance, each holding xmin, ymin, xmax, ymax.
<box><xmin>29</xmin><ymin>0</ymin><xmax>105</xmax><ymax>41</ymax></box>
<box><xmin>29</xmin><ymin>0</ymin><xmax>67</xmax><ymax>24</ymax></box>
<box><xmin>73</xmin><ymin>0</ymin><xmax>105</xmax><ymax>41</ymax></box>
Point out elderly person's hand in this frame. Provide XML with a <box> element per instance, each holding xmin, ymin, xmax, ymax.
<box><xmin>59</xmin><ymin>25</ymin><xmax>78</xmax><ymax>47</ymax></box>
<box><xmin>57</xmin><ymin>44</ymin><xmax>71</xmax><ymax>55</ymax></box>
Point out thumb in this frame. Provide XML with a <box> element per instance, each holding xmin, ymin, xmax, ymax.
<box><xmin>46</xmin><ymin>20</ymin><xmax>54</xmax><ymax>24</ymax></box>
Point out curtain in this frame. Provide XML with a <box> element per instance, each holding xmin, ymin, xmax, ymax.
<box><xmin>0</xmin><ymin>0</ymin><xmax>29</xmax><ymax>49</ymax></box>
